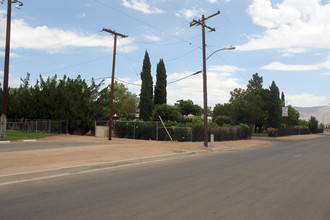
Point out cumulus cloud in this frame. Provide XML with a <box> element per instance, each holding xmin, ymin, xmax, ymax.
<box><xmin>209</xmin><ymin>65</ymin><xmax>245</xmax><ymax>72</ymax></box>
<box><xmin>0</xmin><ymin>70</ymin><xmax>21</xmax><ymax>88</ymax></box>
<box><xmin>0</xmin><ymin>14</ymin><xmax>137</xmax><ymax>54</ymax></box>
<box><xmin>261</xmin><ymin>56</ymin><xmax>330</xmax><ymax>71</ymax></box>
<box><xmin>78</xmin><ymin>13</ymin><xmax>87</xmax><ymax>18</ymax></box>
<box><xmin>239</xmin><ymin>0</ymin><xmax>330</xmax><ymax>51</ymax></box>
<box><xmin>122</xmin><ymin>0</ymin><xmax>163</xmax><ymax>14</ymax></box>
<box><xmin>175</xmin><ymin>8</ymin><xmax>205</xmax><ymax>19</ymax></box>
<box><xmin>287</xmin><ymin>93</ymin><xmax>328</xmax><ymax>107</ymax></box>
<box><xmin>143</xmin><ymin>34</ymin><xmax>161</xmax><ymax>42</ymax></box>
<box><xmin>261</xmin><ymin>62</ymin><xmax>319</xmax><ymax>71</ymax></box>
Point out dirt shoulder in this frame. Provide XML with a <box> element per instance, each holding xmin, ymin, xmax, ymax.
<box><xmin>0</xmin><ymin>133</ymin><xmax>327</xmax><ymax>176</ymax></box>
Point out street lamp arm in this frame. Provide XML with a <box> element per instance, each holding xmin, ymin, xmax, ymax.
<box><xmin>206</xmin><ymin>46</ymin><xmax>235</xmax><ymax>61</ymax></box>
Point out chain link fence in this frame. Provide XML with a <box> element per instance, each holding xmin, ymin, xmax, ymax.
<box><xmin>7</xmin><ymin>119</ymin><xmax>68</xmax><ymax>134</ymax></box>
<box><xmin>95</xmin><ymin>120</ymin><xmax>251</xmax><ymax>142</ymax></box>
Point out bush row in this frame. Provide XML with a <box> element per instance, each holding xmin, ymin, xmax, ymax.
<box><xmin>266</xmin><ymin>128</ymin><xmax>323</xmax><ymax>137</ymax></box>
<box><xmin>113</xmin><ymin>121</ymin><xmax>251</xmax><ymax>142</ymax></box>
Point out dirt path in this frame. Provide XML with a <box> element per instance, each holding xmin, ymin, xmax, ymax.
<box><xmin>0</xmin><ymin>133</ymin><xmax>327</xmax><ymax>176</ymax></box>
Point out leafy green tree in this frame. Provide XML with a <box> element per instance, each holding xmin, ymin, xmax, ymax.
<box><xmin>151</xmin><ymin>104</ymin><xmax>182</xmax><ymax>122</ymax></box>
<box><xmin>154</xmin><ymin>59</ymin><xmax>167</xmax><ymax>105</ymax></box>
<box><xmin>298</xmin><ymin>120</ymin><xmax>308</xmax><ymax>128</ymax></box>
<box><xmin>229</xmin><ymin>88</ymin><xmax>248</xmax><ymax>125</ymax></box>
<box><xmin>214</xmin><ymin>115</ymin><xmax>231</xmax><ymax>126</ymax></box>
<box><xmin>287</xmin><ymin>105</ymin><xmax>299</xmax><ymax>127</ymax></box>
<box><xmin>175</xmin><ymin>99</ymin><xmax>203</xmax><ymax>116</ymax></box>
<box><xmin>268</xmin><ymin>81</ymin><xmax>281</xmax><ymax>128</ymax></box>
<box><xmin>97</xmin><ymin>81</ymin><xmax>138</xmax><ymax>120</ymax></box>
<box><xmin>245</xmin><ymin>90</ymin><xmax>267</xmax><ymax>132</ymax></box>
<box><xmin>212</xmin><ymin>103</ymin><xmax>232</xmax><ymax>119</ymax></box>
<box><xmin>308</xmin><ymin>116</ymin><xmax>319</xmax><ymax>133</ymax></box>
<box><xmin>139</xmin><ymin>50</ymin><xmax>153</xmax><ymax>121</ymax></box>
<box><xmin>247</xmin><ymin>72</ymin><xmax>263</xmax><ymax>91</ymax></box>
<box><xmin>281</xmin><ymin>92</ymin><xmax>285</xmax><ymax>107</ymax></box>
<box><xmin>245</xmin><ymin>73</ymin><xmax>269</xmax><ymax>132</ymax></box>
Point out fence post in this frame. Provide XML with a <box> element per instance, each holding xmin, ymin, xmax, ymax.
<box><xmin>156</xmin><ymin>122</ymin><xmax>158</xmax><ymax>141</ymax></box>
<box><xmin>134</xmin><ymin>121</ymin><xmax>136</xmax><ymax>139</ymax></box>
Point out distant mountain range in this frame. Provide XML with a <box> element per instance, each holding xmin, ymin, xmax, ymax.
<box><xmin>293</xmin><ymin>106</ymin><xmax>330</xmax><ymax>125</ymax></box>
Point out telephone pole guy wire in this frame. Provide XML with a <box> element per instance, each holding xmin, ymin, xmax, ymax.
<box><xmin>101</xmin><ymin>28</ymin><xmax>128</xmax><ymax>140</ymax></box>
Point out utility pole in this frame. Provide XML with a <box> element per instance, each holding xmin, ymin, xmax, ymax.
<box><xmin>190</xmin><ymin>11</ymin><xmax>220</xmax><ymax>147</ymax></box>
<box><xmin>0</xmin><ymin>0</ymin><xmax>24</xmax><ymax>138</ymax></box>
<box><xmin>101</xmin><ymin>28</ymin><xmax>127</xmax><ymax>140</ymax></box>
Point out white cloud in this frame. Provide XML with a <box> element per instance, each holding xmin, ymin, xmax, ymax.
<box><xmin>280</xmin><ymin>48</ymin><xmax>308</xmax><ymax>56</ymax></box>
<box><xmin>261</xmin><ymin>61</ymin><xmax>319</xmax><ymax>71</ymax></box>
<box><xmin>208</xmin><ymin>0</ymin><xmax>219</xmax><ymax>3</ymax></box>
<box><xmin>209</xmin><ymin>65</ymin><xmax>245</xmax><ymax>72</ymax></box>
<box><xmin>0</xmin><ymin>51</ymin><xmax>20</xmax><ymax>58</ymax></box>
<box><xmin>287</xmin><ymin>93</ymin><xmax>328</xmax><ymax>107</ymax></box>
<box><xmin>0</xmin><ymin>70</ymin><xmax>21</xmax><ymax>88</ymax></box>
<box><xmin>323</xmin><ymin>72</ymin><xmax>330</xmax><ymax>76</ymax></box>
<box><xmin>167</xmin><ymin>70</ymin><xmax>243</xmax><ymax>107</ymax></box>
<box><xmin>0</xmin><ymin>18</ymin><xmax>137</xmax><ymax>54</ymax></box>
<box><xmin>239</xmin><ymin>0</ymin><xmax>330</xmax><ymax>51</ymax></box>
<box><xmin>175</xmin><ymin>8</ymin><xmax>205</xmax><ymax>19</ymax></box>
<box><xmin>143</xmin><ymin>34</ymin><xmax>161</xmax><ymax>42</ymax></box>
<box><xmin>122</xmin><ymin>0</ymin><xmax>164</xmax><ymax>14</ymax></box>
<box><xmin>261</xmin><ymin>56</ymin><xmax>330</xmax><ymax>71</ymax></box>
<box><xmin>78</xmin><ymin>13</ymin><xmax>87</xmax><ymax>18</ymax></box>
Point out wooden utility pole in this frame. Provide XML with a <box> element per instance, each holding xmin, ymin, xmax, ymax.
<box><xmin>0</xmin><ymin>0</ymin><xmax>24</xmax><ymax>138</ymax></box>
<box><xmin>0</xmin><ymin>0</ymin><xmax>12</xmax><ymax>138</ymax></box>
<box><xmin>101</xmin><ymin>28</ymin><xmax>127</xmax><ymax>140</ymax></box>
<box><xmin>190</xmin><ymin>11</ymin><xmax>220</xmax><ymax>147</ymax></box>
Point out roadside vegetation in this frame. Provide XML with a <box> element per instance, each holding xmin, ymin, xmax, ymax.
<box><xmin>0</xmin><ymin>131</ymin><xmax>57</xmax><ymax>140</ymax></box>
<box><xmin>0</xmin><ymin>51</ymin><xmax>323</xmax><ymax>137</ymax></box>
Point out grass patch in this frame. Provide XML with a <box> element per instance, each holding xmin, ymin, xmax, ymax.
<box><xmin>252</xmin><ymin>132</ymin><xmax>268</xmax><ymax>137</ymax></box>
<box><xmin>0</xmin><ymin>130</ymin><xmax>58</xmax><ymax>140</ymax></box>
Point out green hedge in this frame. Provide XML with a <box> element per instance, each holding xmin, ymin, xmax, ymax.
<box><xmin>113</xmin><ymin>120</ymin><xmax>251</xmax><ymax>142</ymax></box>
<box><xmin>267</xmin><ymin>128</ymin><xmax>311</xmax><ymax>137</ymax></box>
<box><xmin>113</xmin><ymin>121</ymin><xmax>157</xmax><ymax>140</ymax></box>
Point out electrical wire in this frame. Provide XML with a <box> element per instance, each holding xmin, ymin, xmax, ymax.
<box><xmin>88</xmin><ymin>70</ymin><xmax>202</xmax><ymax>86</ymax></box>
<box><xmin>38</xmin><ymin>54</ymin><xmax>111</xmax><ymax>75</ymax></box>
<box><xmin>92</xmin><ymin>0</ymin><xmax>200</xmax><ymax>49</ymax></box>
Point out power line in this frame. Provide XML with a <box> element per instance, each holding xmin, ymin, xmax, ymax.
<box><xmin>38</xmin><ymin>54</ymin><xmax>111</xmax><ymax>75</ymax></box>
<box><xmin>93</xmin><ymin>0</ymin><xmax>200</xmax><ymax>49</ymax></box>
<box><xmin>167</xmin><ymin>71</ymin><xmax>201</xmax><ymax>84</ymax></box>
<box><xmin>88</xmin><ymin>70</ymin><xmax>202</xmax><ymax>86</ymax></box>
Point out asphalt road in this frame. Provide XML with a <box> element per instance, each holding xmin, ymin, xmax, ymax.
<box><xmin>0</xmin><ymin>136</ymin><xmax>330</xmax><ymax>219</ymax></box>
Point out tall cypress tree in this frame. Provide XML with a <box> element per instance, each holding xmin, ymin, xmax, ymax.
<box><xmin>154</xmin><ymin>59</ymin><xmax>167</xmax><ymax>105</ymax></box>
<box><xmin>281</xmin><ymin>91</ymin><xmax>285</xmax><ymax>107</ymax></box>
<box><xmin>139</xmin><ymin>50</ymin><xmax>153</xmax><ymax>121</ymax></box>
<box><xmin>268</xmin><ymin>81</ymin><xmax>281</xmax><ymax>128</ymax></box>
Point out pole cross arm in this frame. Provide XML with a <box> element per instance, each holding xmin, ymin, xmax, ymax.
<box><xmin>205</xmin><ymin>10</ymin><xmax>220</xmax><ymax>20</ymax></box>
<box><xmin>101</xmin><ymin>28</ymin><xmax>128</xmax><ymax>38</ymax></box>
<box><xmin>190</xmin><ymin>20</ymin><xmax>216</xmax><ymax>32</ymax></box>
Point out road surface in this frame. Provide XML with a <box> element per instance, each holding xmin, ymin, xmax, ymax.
<box><xmin>0</xmin><ymin>136</ymin><xmax>329</xmax><ymax>219</ymax></box>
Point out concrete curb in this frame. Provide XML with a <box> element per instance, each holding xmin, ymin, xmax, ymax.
<box><xmin>0</xmin><ymin>147</ymin><xmax>228</xmax><ymax>186</ymax></box>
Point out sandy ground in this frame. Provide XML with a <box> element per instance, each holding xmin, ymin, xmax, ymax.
<box><xmin>0</xmin><ymin>133</ymin><xmax>328</xmax><ymax>176</ymax></box>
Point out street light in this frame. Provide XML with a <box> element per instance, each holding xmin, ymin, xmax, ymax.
<box><xmin>206</xmin><ymin>46</ymin><xmax>235</xmax><ymax>61</ymax></box>
<box><xmin>0</xmin><ymin>0</ymin><xmax>24</xmax><ymax>138</ymax></box>
<box><xmin>203</xmin><ymin>46</ymin><xmax>235</xmax><ymax>147</ymax></box>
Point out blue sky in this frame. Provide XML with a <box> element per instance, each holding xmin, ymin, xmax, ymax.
<box><xmin>1</xmin><ymin>0</ymin><xmax>330</xmax><ymax>108</ymax></box>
